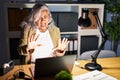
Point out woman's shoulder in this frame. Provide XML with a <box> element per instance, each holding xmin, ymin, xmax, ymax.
<box><xmin>49</xmin><ymin>25</ymin><xmax>60</xmax><ymax>30</ymax></box>
<box><xmin>23</xmin><ymin>24</ymin><xmax>35</xmax><ymax>29</ymax></box>
<box><xmin>22</xmin><ymin>24</ymin><xmax>36</xmax><ymax>33</ymax></box>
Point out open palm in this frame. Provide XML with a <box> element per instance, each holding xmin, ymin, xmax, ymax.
<box><xmin>57</xmin><ymin>38</ymin><xmax>69</xmax><ymax>51</ymax></box>
<box><xmin>27</xmin><ymin>34</ymin><xmax>42</xmax><ymax>50</ymax></box>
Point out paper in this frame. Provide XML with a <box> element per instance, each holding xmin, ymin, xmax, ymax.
<box><xmin>73</xmin><ymin>70</ymin><xmax>117</xmax><ymax>80</ymax></box>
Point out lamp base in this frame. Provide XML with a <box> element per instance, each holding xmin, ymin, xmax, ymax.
<box><xmin>85</xmin><ymin>63</ymin><xmax>102</xmax><ymax>71</ymax></box>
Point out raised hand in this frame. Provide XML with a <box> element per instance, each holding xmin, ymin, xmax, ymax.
<box><xmin>57</xmin><ymin>38</ymin><xmax>69</xmax><ymax>51</ymax></box>
<box><xmin>53</xmin><ymin>38</ymin><xmax>69</xmax><ymax>56</ymax></box>
<box><xmin>26</xmin><ymin>33</ymin><xmax>42</xmax><ymax>52</ymax></box>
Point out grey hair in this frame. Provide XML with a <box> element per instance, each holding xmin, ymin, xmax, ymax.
<box><xmin>20</xmin><ymin>3</ymin><xmax>55</xmax><ymax>28</ymax></box>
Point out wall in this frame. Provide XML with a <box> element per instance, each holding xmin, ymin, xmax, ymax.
<box><xmin>0</xmin><ymin>0</ymin><xmax>10</xmax><ymax>65</ymax></box>
<box><xmin>104</xmin><ymin>39</ymin><xmax>120</xmax><ymax>56</ymax></box>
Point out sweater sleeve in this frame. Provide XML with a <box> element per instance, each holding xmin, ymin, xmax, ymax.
<box><xmin>18</xmin><ymin>25</ymin><xmax>32</xmax><ymax>56</ymax></box>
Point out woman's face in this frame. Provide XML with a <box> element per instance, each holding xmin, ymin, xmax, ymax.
<box><xmin>36</xmin><ymin>9</ymin><xmax>50</xmax><ymax>32</ymax></box>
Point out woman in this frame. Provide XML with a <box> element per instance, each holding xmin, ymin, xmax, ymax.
<box><xmin>18</xmin><ymin>3</ymin><xmax>69</xmax><ymax>64</ymax></box>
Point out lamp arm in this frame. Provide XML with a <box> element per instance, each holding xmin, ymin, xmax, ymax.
<box><xmin>95</xmin><ymin>12</ymin><xmax>106</xmax><ymax>38</ymax></box>
<box><xmin>91</xmin><ymin>12</ymin><xmax>107</xmax><ymax>63</ymax></box>
<box><xmin>91</xmin><ymin>38</ymin><xmax>106</xmax><ymax>64</ymax></box>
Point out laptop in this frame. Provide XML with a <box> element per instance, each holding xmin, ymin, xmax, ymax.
<box><xmin>30</xmin><ymin>55</ymin><xmax>76</xmax><ymax>79</ymax></box>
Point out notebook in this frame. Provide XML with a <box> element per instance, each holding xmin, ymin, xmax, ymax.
<box><xmin>30</xmin><ymin>55</ymin><xmax>76</xmax><ymax>79</ymax></box>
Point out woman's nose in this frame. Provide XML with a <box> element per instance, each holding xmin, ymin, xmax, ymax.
<box><xmin>41</xmin><ymin>18</ymin><xmax>44</xmax><ymax>21</ymax></box>
<box><xmin>41</xmin><ymin>17</ymin><xmax>46</xmax><ymax>21</ymax></box>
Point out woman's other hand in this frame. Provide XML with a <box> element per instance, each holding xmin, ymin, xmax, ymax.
<box><xmin>53</xmin><ymin>38</ymin><xmax>69</xmax><ymax>56</ymax></box>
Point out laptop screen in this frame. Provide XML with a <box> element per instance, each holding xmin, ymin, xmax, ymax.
<box><xmin>31</xmin><ymin>55</ymin><xmax>76</xmax><ymax>79</ymax></box>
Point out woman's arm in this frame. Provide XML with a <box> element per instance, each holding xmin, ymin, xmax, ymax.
<box><xmin>18</xmin><ymin>25</ymin><xmax>33</xmax><ymax>55</ymax></box>
<box><xmin>49</xmin><ymin>26</ymin><xmax>69</xmax><ymax>57</ymax></box>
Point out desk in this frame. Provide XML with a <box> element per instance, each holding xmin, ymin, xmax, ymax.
<box><xmin>0</xmin><ymin>57</ymin><xmax>120</xmax><ymax>80</ymax></box>
<box><xmin>72</xmin><ymin>57</ymin><xmax>120</xmax><ymax>79</ymax></box>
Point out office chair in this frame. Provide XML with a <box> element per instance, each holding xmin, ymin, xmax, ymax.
<box><xmin>79</xmin><ymin>50</ymin><xmax>116</xmax><ymax>60</ymax></box>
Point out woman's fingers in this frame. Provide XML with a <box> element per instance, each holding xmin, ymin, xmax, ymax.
<box><xmin>61</xmin><ymin>38</ymin><xmax>69</xmax><ymax>45</ymax></box>
<box><xmin>61</xmin><ymin>38</ymin><xmax>66</xmax><ymax>44</ymax></box>
<box><xmin>66</xmin><ymin>40</ymin><xmax>70</xmax><ymax>45</ymax></box>
<box><xmin>57</xmin><ymin>37</ymin><xmax>70</xmax><ymax>51</ymax></box>
<box><xmin>30</xmin><ymin>34</ymin><xmax>34</xmax><ymax>42</ymax></box>
<box><xmin>27</xmin><ymin>33</ymin><xmax>40</xmax><ymax>50</ymax></box>
<box><xmin>32</xmin><ymin>33</ymin><xmax>39</xmax><ymax>41</ymax></box>
<box><xmin>29</xmin><ymin>33</ymin><xmax>39</xmax><ymax>42</ymax></box>
<box><xmin>35</xmin><ymin>34</ymin><xmax>39</xmax><ymax>41</ymax></box>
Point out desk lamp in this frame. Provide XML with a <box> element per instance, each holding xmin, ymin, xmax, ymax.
<box><xmin>78</xmin><ymin>8</ymin><xmax>107</xmax><ymax>71</ymax></box>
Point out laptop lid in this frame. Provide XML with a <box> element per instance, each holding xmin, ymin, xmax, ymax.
<box><xmin>33</xmin><ymin>55</ymin><xmax>76</xmax><ymax>78</ymax></box>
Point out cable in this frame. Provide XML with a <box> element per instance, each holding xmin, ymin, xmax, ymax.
<box><xmin>13</xmin><ymin>69</ymin><xmax>32</xmax><ymax>80</ymax></box>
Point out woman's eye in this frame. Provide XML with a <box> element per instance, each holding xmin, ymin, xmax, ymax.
<box><xmin>44</xmin><ymin>16</ymin><xmax>48</xmax><ymax>19</ymax></box>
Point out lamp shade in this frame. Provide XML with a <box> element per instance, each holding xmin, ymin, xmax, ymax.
<box><xmin>78</xmin><ymin>8</ymin><xmax>91</xmax><ymax>27</ymax></box>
